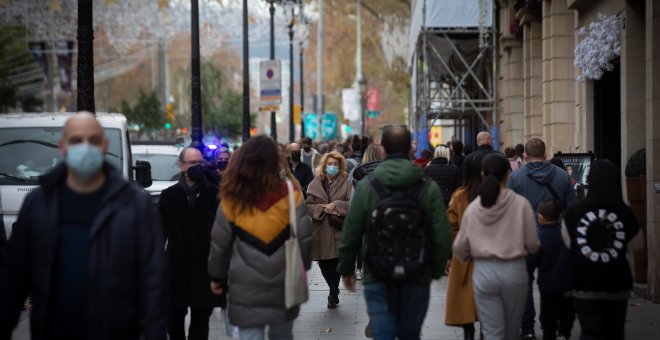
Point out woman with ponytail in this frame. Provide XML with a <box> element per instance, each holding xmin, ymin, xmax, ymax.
<box><xmin>453</xmin><ymin>153</ymin><xmax>539</xmax><ymax>340</ymax></box>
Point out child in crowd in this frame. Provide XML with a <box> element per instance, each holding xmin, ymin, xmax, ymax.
<box><xmin>528</xmin><ymin>199</ymin><xmax>575</xmax><ymax>340</ymax></box>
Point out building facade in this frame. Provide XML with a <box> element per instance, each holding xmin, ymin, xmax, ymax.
<box><xmin>496</xmin><ymin>0</ymin><xmax>660</xmax><ymax>302</ymax></box>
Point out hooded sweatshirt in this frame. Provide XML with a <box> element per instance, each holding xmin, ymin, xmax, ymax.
<box><xmin>453</xmin><ymin>189</ymin><xmax>539</xmax><ymax>261</ymax></box>
<box><xmin>507</xmin><ymin>161</ymin><xmax>577</xmax><ymax>212</ymax></box>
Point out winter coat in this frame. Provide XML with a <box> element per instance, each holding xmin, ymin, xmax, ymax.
<box><xmin>425</xmin><ymin>157</ymin><xmax>460</xmax><ymax>207</ymax></box>
<box><xmin>346</xmin><ymin>151</ymin><xmax>363</xmax><ymax>172</ymax></box>
<box><xmin>351</xmin><ymin>160</ymin><xmax>383</xmax><ymax>184</ymax></box>
<box><xmin>0</xmin><ymin>163</ymin><xmax>167</xmax><ymax>340</ymax></box>
<box><xmin>453</xmin><ymin>189</ymin><xmax>539</xmax><ymax>261</ymax></box>
<box><xmin>337</xmin><ymin>158</ymin><xmax>451</xmax><ymax>285</ymax></box>
<box><xmin>306</xmin><ymin>174</ymin><xmax>352</xmax><ymax>260</ymax></box>
<box><xmin>207</xmin><ymin>181</ymin><xmax>312</xmax><ymax>328</ymax></box>
<box><xmin>444</xmin><ymin>187</ymin><xmax>478</xmax><ymax>326</ymax></box>
<box><xmin>507</xmin><ymin>161</ymin><xmax>577</xmax><ymax>212</ymax></box>
<box><xmin>564</xmin><ymin>202</ymin><xmax>639</xmax><ymax>294</ymax></box>
<box><xmin>527</xmin><ymin>221</ymin><xmax>571</xmax><ymax>293</ymax></box>
<box><xmin>158</xmin><ymin>177</ymin><xmax>225</xmax><ymax>309</ymax></box>
<box><xmin>289</xmin><ymin>161</ymin><xmax>314</xmax><ymax>196</ymax></box>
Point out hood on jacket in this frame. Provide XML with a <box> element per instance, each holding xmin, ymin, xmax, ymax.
<box><xmin>525</xmin><ymin>161</ymin><xmax>558</xmax><ymax>185</ymax></box>
<box><xmin>473</xmin><ymin>188</ymin><xmax>518</xmax><ymax>225</ymax></box>
<box><xmin>374</xmin><ymin>158</ymin><xmax>425</xmax><ymax>191</ymax></box>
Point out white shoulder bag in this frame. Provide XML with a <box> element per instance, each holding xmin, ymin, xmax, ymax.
<box><xmin>284</xmin><ymin>180</ymin><xmax>309</xmax><ymax>309</ymax></box>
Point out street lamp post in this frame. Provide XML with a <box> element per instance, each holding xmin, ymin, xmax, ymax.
<box><xmin>288</xmin><ymin>7</ymin><xmax>294</xmax><ymax>143</ymax></box>
<box><xmin>77</xmin><ymin>0</ymin><xmax>95</xmax><ymax>113</ymax></box>
<box><xmin>299</xmin><ymin>44</ymin><xmax>304</xmax><ymax>138</ymax></box>
<box><xmin>190</xmin><ymin>0</ymin><xmax>204</xmax><ymax>151</ymax></box>
<box><xmin>242</xmin><ymin>0</ymin><xmax>251</xmax><ymax>142</ymax></box>
<box><xmin>268</xmin><ymin>0</ymin><xmax>277</xmax><ymax>142</ymax></box>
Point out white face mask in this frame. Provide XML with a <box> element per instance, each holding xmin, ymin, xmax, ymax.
<box><xmin>65</xmin><ymin>143</ymin><xmax>104</xmax><ymax>179</ymax></box>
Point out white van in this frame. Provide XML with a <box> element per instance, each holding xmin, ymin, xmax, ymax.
<box><xmin>0</xmin><ymin>112</ymin><xmax>151</xmax><ymax>243</ymax></box>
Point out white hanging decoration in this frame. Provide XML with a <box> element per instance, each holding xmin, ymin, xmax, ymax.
<box><xmin>574</xmin><ymin>13</ymin><xmax>622</xmax><ymax>81</ymax></box>
<box><xmin>380</xmin><ymin>15</ymin><xmax>409</xmax><ymax>68</ymax></box>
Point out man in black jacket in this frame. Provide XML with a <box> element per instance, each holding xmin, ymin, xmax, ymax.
<box><xmin>159</xmin><ymin>147</ymin><xmax>225</xmax><ymax>340</ymax></box>
<box><xmin>287</xmin><ymin>143</ymin><xmax>314</xmax><ymax>197</ymax></box>
<box><xmin>0</xmin><ymin>112</ymin><xmax>167</xmax><ymax>340</ymax></box>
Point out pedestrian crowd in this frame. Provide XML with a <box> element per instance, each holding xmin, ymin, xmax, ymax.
<box><xmin>0</xmin><ymin>113</ymin><xmax>641</xmax><ymax>340</ymax></box>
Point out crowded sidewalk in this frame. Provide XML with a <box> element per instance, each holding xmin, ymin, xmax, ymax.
<box><xmin>10</xmin><ymin>262</ymin><xmax>660</xmax><ymax>339</ymax></box>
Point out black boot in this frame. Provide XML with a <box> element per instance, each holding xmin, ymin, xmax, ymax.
<box><xmin>327</xmin><ymin>295</ymin><xmax>337</xmax><ymax>309</ymax></box>
<box><xmin>463</xmin><ymin>323</ymin><xmax>475</xmax><ymax>340</ymax></box>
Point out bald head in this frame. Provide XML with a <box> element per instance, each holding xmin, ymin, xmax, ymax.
<box><xmin>60</xmin><ymin>112</ymin><xmax>108</xmax><ymax>155</ymax></box>
<box><xmin>287</xmin><ymin>143</ymin><xmax>301</xmax><ymax>152</ymax></box>
<box><xmin>476</xmin><ymin>132</ymin><xmax>493</xmax><ymax>147</ymax></box>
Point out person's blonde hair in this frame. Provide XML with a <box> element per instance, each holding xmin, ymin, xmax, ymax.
<box><xmin>316</xmin><ymin>151</ymin><xmax>347</xmax><ymax>180</ymax></box>
<box><xmin>433</xmin><ymin>145</ymin><xmax>451</xmax><ymax>161</ymax></box>
<box><xmin>362</xmin><ymin>145</ymin><xmax>384</xmax><ymax>163</ymax></box>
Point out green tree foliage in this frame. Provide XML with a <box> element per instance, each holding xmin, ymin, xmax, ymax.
<box><xmin>184</xmin><ymin>61</ymin><xmax>245</xmax><ymax>140</ymax></box>
<box><xmin>120</xmin><ymin>89</ymin><xmax>165</xmax><ymax>136</ymax></box>
<box><xmin>0</xmin><ymin>26</ymin><xmax>43</xmax><ymax>112</ymax></box>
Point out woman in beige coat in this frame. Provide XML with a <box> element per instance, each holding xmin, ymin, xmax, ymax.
<box><xmin>305</xmin><ymin>151</ymin><xmax>352</xmax><ymax>309</ymax></box>
<box><xmin>445</xmin><ymin>156</ymin><xmax>483</xmax><ymax>340</ymax></box>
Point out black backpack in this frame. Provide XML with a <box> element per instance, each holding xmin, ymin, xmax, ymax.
<box><xmin>365</xmin><ymin>175</ymin><xmax>432</xmax><ymax>283</ymax></box>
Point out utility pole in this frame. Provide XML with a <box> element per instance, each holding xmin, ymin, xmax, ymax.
<box><xmin>354</xmin><ymin>0</ymin><xmax>366</xmax><ymax>136</ymax></box>
<box><xmin>316</xmin><ymin>0</ymin><xmax>323</xmax><ymax>141</ymax></box>
<box><xmin>242</xmin><ymin>0</ymin><xmax>251</xmax><ymax>142</ymax></box>
<box><xmin>77</xmin><ymin>0</ymin><xmax>95</xmax><ymax>113</ymax></box>
<box><xmin>288</xmin><ymin>7</ymin><xmax>295</xmax><ymax>143</ymax></box>
<box><xmin>190</xmin><ymin>0</ymin><xmax>204</xmax><ymax>150</ymax></box>
<box><xmin>268</xmin><ymin>0</ymin><xmax>277</xmax><ymax>141</ymax></box>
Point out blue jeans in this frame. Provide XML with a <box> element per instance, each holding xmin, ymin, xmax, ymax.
<box><xmin>239</xmin><ymin>320</ymin><xmax>293</xmax><ymax>340</ymax></box>
<box><xmin>363</xmin><ymin>282</ymin><xmax>430</xmax><ymax>340</ymax></box>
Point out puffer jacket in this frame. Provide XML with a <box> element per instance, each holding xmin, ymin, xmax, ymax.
<box><xmin>0</xmin><ymin>163</ymin><xmax>167</xmax><ymax>340</ymax></box>
<box><xmin>337</xmin><ymin>158</ymin><xmax>451</xmax><ymax>284</ymax></box>
<box><xmin>424</xmin><ymin>157</ymin><xmax>459</xmax><ymax>206</ymax></box>
<box><xmin>208</xmin><ymin>181</ymin><xmax>312</xmax><ymax>328</ymax></box>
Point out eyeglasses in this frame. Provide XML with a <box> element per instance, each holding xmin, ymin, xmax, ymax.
<box><xmin>181</xmin><ymin>160</ymin><xmax>205</xmax><ymax>166</ymax></box>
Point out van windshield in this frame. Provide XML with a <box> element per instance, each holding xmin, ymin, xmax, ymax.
<box><xmin>0</xmin><ymin>127</ymin><xmax>123</xmax><ymax>184</ymax></box>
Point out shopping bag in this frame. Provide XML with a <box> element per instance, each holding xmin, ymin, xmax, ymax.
<box><xmin>284</xmin><ymin>180</ymin><xmax>309</xmax><ymax>309</ymax></box>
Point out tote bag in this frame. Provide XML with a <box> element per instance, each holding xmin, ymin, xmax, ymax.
<box><xmin>284</xmin><ymin>180</ymin><xmax>309</xmax><ymax>309</ymax></box>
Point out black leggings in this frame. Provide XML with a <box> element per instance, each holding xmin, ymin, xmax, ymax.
<box><xmin>318</xmin><ymin>258</ymin><xmax>341</xmax><ymax>297</ymax></box>
<box><xmin>167</xmin><ymin>306</ymin><xmax>213</xmax><ymax>340</ymax></box>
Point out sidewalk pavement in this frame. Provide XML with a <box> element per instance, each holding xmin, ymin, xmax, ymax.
<box><xmin>11</xmin><ymin>262</ymin><xmax>660</xmax><ymax>339</ymax></box>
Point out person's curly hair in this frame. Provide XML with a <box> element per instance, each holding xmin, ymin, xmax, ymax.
<box><xmin>315</xmin><ymin>151</ymin><xmax>347</xmax><ymax>180</ymax></box>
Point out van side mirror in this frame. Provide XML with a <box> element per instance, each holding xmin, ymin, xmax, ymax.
<box><xmin>133</xmin><ymin>160</ymin><xmax>152</xmax><ymax>188</ymax></box>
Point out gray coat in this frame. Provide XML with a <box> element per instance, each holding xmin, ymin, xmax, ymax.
<box><xmin>207</xmin><ymin>186</ymin><xmax>312</xmax><ymax>328</ymax></box>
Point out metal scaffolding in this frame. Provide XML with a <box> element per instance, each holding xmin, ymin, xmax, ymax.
<box><xmin>408</xmin><ymin>0</ymin><xmax>496</xmax><ymax>150</ymax></box>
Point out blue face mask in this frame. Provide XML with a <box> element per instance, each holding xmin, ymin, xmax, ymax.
<box><xmin>65</xmin><ymin>143</ymin><xmax>104</xmax><ymax>179</ymax></box>
<box><xmin>326</xmin><ymin>165</ymin><xmax>339</xmax><ymax>177</ymax></box>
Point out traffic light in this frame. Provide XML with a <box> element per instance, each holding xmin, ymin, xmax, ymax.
<box><xmin>165</xmin><ymin>103</ymin><xmax>175</xmax><ymax>126</ymax></box>
<box><xmin>182</xmin><ymin>127</ymin><xmax>189</xmax><ymax>134</ymax></box>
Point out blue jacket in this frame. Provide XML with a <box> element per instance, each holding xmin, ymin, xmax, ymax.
<box><xmin>528</xmin><ymin>221</ymin><xmax>571</xmax><ymax>292</ymax></box>
<box><xmin>0</xmin><ymin>163</ymin><xmax>167</xmax><ymax>340</ymax></box>
<box><xmin>507</xmin><ymin>161</ymin><xmax>577</xmax><ymax>212</ymax></box>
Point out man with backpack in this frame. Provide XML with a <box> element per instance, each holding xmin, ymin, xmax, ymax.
<box><xmin>338</xmin><ymin>126</ymin><xmax>451</xmax><ymax>340</ymax></box>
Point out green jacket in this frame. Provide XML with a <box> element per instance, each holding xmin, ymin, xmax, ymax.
<box><xmin>337</xmin><ymin>158</ymin><xmax>451</xmax><ymax>285</ymax></box>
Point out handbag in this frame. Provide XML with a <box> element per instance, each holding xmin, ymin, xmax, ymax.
<box><xmin>284</xmin><ymin>180</ymin><xmax>309</xmax><ymax>309</ymax></box>
<box><xmin>322</xmin><ymin>178</ymin><xmax>345</xmax><ymax>230</ymax></box>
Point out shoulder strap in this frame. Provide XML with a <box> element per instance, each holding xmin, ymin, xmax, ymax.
<box><xmin>285</xmin><ymin>180</ymin><xmax>297</xmax><ymax>239</ymax></box>
<box><xmin>367</xmin><ymin>174</ymin><xmax>389</xmax><ymax>199</ymax></box>
<box><xmin>526</xmin><ymin>173</ymin><xmax>562</xmax><ymax>206</ymax></box>
<box><xmin>408</xmin><ymin>176</ymin><xmax>432</xmax><ymax>201</ymax></box>
<box><xmin>347</xmin><ymin>158</ymin><xmax>359</xmax><ymax>168</ymax></box>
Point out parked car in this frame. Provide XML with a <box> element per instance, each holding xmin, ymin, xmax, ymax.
<box><xmin>131</xmin><ymin>142</ymin><xmax>183</xmax><ymax>205</ymax></box>
<box><xmin>0</xmin><ymin>112</ymin><xmax>151</xmax><ymax>243</ymax></box>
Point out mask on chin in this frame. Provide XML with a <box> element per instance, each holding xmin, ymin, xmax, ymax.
<box><xmin>65</xmin><ymin>143</ymin><xmax>104</xmax><ymax>179</ymax></box>
<box><xmin>186</xmin><ymin>165</ymin><xmax>205</xmax><ymax>182</ymax></box>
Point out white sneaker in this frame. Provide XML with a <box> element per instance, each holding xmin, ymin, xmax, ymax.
<box><xmin>355</xmin><ymin>269</ymin><xmax>363</xmax><ymax>280</ymax></box>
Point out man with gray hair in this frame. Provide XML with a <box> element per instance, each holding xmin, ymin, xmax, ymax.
<box><xmin>0</xmin><ymin>112</ymin><xmax>166</xmax><ymax>340</ymax></box>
